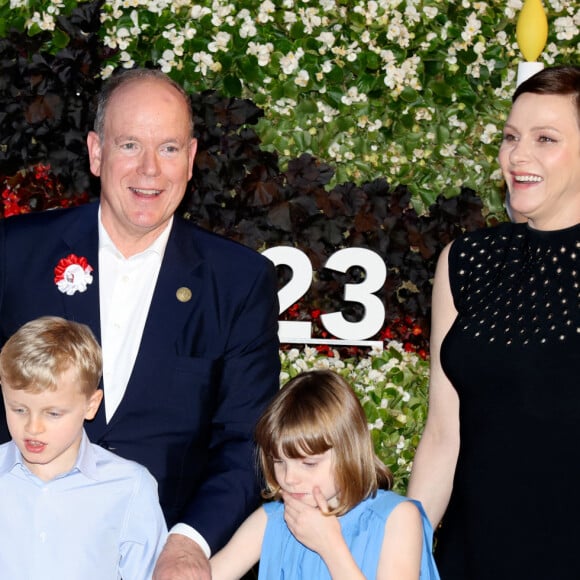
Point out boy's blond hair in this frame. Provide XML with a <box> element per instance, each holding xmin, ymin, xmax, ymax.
<box><xmin>0</xmin><ymin>316</ymin><xmax>102</xmax><ymax>397</ymax></box>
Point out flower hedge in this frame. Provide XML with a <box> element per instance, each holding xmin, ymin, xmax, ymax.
<box><xmin>4</xmin><ymin>0</ymin><xmax>579</xmax><ymax>217</ymax></box>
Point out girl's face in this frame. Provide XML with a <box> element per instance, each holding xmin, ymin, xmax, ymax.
<box><xmin>499</xmin><ymin>92</ymin><xmax>580</xmax><ymax>230</ymax></box>
<box><xmin>273</xmin><ymin>448</ymin><xmax>339</xmax><ymax>508</ymax></box>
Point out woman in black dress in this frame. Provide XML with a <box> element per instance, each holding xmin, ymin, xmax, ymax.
<box><xmin>408</xmin><ymin>65</ymin><xmax>580</xmax><ymax>579</ymax></box>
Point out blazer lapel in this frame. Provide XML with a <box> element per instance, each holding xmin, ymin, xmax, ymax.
<box><xmin>54</xmin><ymin>204</ymin><xmax>107</xmax><ymax>438</ymax></box>
<box><xmin>99</xmin><ymin>217</ymin><xmax>204</xmax><ymax>432</ymax></box>
<box><xmin>59</xmin><ymin>203</ymin><xmax>102</xmax><ymax>343</ymax></box>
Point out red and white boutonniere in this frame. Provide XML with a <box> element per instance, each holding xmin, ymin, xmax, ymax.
<box><xmin>54</xmin><ymin>254</ymin><xmax>94</xmax><ymax>295</ymax></box>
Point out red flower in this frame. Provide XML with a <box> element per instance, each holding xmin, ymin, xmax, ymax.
<box><xmin>2</xmin><ymin>189</ymin><xmax>30</xmax><ymax>218</ymax></box>
<box><xmin>288</xmin><ymin>303</ymin><xmax>300</xmax><ymax>319</ymax></box>
<box><xmin>315</xmin><ymin>344</ymin><xmax>334</xmax><ymax>357</ymax></box>
<box><xmin>381</xmin><ymin>327</ymin><xmax>394</xmax><ymax>340</ymax></box>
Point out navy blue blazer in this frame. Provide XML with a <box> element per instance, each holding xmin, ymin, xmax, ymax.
<box><xmin>0</xmin><ymin>202</ymin><xmax>280</xmax><ymax>552</ymax></box>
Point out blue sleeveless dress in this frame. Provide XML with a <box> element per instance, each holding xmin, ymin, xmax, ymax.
<box><xmin>258</xmin><ymin>490</ymin><xmax>439</xmax><ymax>579</ymax></box>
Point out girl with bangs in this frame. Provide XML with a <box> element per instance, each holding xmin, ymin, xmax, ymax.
<box><xmin>210</xmin><ymin>369</ymin><xmax>439</xmax><ymax>579</ymax></box>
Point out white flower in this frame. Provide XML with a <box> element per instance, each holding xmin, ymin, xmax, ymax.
<box><xmin>313</xmin><ymin>357</ymin><xmax>330</xmax><ymax>369</ymax></box>
<box><xmin>239</xmin><ymin>19</ymin><xmax>257</xmax><ymax>39</ymax></box>
<box><xmin>316</xmin><ymin>31</ymin><xmax>335</xmax><ymax>49</ymax></box>
<box><xmin>28</xmin><ymin>11</ymin><xmax>56</xmax><ymax>31</ymax></box>
<box><xmin>554</xmin><ymin>16</ymin><xmax>578</xmax><ymax>41</ymax></box>
<box><xmin>295</xmin><ymin>70</ymin><xmax>310</xmax><ymax>87</ymax></box>
<box><xmin>280</xmin><ymin>49</ymin><xmax>303</xmax><ymax>75</ymax></box>
<box><xmin>481</xmin><ymin>123</ymin><xmax>498</xmax><ymax>145</ymax></box>
<box><xmin>287</xmin><ymin>348</ymin><xmax>300</xmax><ymax>361</ymax></box>
<box><xmin>440</xmin><ymin>144</ymin><xmax>457</xmax><ymax>157</ymax></box>
<box><xmin>192</xmin><ymin>52</ymin><xmax>215</xmax><ymax>76</ymax></box>
<box><xmin>257</xmin><ymin>0</ymin><xmax>276</xmax><ymax>23</ymax></box>
<box><xmin>368</xmin><ymin>369</ymin><xmax>386</xmax><ymax>383</ymax></box>
<box><xmin>424</xmin><ymin>6</ymin><xmax>438</xmax><ymax>19</ymax></box>
<box><xmin>190</xmin><ymin>5</ymin><xmax>211</xmax><ymax>19</ymax></box>
<box><xmin>120</xmin><ymin>53</ymin><xmax>135</xmax><ymax>68</ymax></box>
<box><xmin>296</xmin><ymin>358</ymin><xmax>312</xmax><ymax>372</ymax></box>
<box><xmin>448</xmin><ymin>115</ymin><xmax>467</xmax><ymax>131</ymax></box>
<box><xmin>208</xmin><ymin>31</ymin><xmax>231</xmax><ymax>53</ymax></box>
<box><xmin>159</xmin><ymin>49</ymin><xmax>176</xmax><ymax>73</ymax></box>
<box><xmin>247</xmin><ymin>42</ymin><xmax>274</xmax><ymax>67</ymax></box>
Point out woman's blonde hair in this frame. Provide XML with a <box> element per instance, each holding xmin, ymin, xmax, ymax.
<box><xmin>0</xmin><ymin>316</ymin><xmax>102</xmax><ymax>397</ymax></box>
<box><xmin>255</xmin><ymin>369</ymin><xmax>392</xmax><ymax>516</ymax></box>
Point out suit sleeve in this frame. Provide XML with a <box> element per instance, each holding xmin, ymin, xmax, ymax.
<box><xmin>179</xmin><ymin>257</ymin><xmax>280</xmax><ymax>552</ymax></box>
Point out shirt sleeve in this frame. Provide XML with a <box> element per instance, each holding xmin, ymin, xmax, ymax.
<box><xmin>119</xmin><ymin>466</ymin><xmax>168</xmax><ymax>580</ymax></box>
<box><xmin>169</xmin><ymin>523</ymin><xmax>211</xmax><ymax>558</ymax></box>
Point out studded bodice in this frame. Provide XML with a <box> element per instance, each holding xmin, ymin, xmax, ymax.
<box><xmin>435</xmin><ymin>221</ymin><xmax>580</xmax><ymax>579</ymax></box>
<box><xmin>445</xmin><ymin>221</ymin><xmax>580</xmax><ymax>349</ymax></box>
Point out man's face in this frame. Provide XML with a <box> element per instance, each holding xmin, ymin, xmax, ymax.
<box><xmin>87</xmin><ymin>78</ymin><xmax>197</xmax><ymax>254</ymax></box>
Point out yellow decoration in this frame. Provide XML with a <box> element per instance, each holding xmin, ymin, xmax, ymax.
<box><xmin>516</xmin><ymin>0</ymin><xmax>548</xmax><ymax>62</ymax></box>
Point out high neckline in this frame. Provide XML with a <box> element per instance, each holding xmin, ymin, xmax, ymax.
<box><xmin>524</xmin><ymin>221</ymin><xmax>580</xmax><ymax>241</ymax></box>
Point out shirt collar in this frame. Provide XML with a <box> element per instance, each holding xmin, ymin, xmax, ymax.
<box><xmin>0</xmin><ymin>440</ymin><xmax>20</xmax><ymax>475</ymax></box>
<box><xmin>74</xmin><ymin>430</ymin><xmax>101</xmax><ymax>480</ymax></box>
<box><xmin>98</xmin><ymin>205</ymin><xmax>173</xmax><ymax>259</ymax></box>
<box><xmin>0</xmin><ymin>431</ymin><xmax>100</xmax><ymax>481</ymax></box>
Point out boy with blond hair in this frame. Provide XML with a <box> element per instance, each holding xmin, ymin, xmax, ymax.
<box><xmin>0</xmin><ymin>316</ymin><xmax>167</xmax><ymax>579</ymax></box>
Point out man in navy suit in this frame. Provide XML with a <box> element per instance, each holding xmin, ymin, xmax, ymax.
<box><xmin>0</xmin><ymin>68</ymin><xmax>280</xmax><ymax>579</ymax></box>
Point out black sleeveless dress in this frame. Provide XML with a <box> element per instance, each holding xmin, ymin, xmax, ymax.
<box><xmin>436</xmin><ymin>222</ymin><xmax>580</xmax><ymax>579</ymax></box>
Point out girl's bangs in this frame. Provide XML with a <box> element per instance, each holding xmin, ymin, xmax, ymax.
<box><xmin>275</xmin><ymin>423</ymin><xmax>333</xmax><ymax>459</ymax></box>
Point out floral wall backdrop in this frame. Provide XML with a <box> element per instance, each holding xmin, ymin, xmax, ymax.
<box><xmin>1</xmin><ymin>0</ymin><xmax>578</xmax><ymax>489</ymax></box>
<box><xmin>6</xmin><ymin>0</ymin><xmax>578</xmax><ymax>216</ymax></box>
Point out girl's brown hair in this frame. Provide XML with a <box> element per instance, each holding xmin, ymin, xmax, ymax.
<box><xmin>255</xmin><ymin>369</ymin><xmax>392</xmax><ymax>516</ymax></box>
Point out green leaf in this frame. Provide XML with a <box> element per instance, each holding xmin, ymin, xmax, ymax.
<box><xmin>51</xmin><ymin>28</ymin><xmax>70</xmax><ymax>50</ymax></box>
<box><xmin>429</xmin><ymin>80</ymin><xmax>454</xmax><ymax>100</ymax></box>
<box><xmin>222</xmin><ymin>75</ymin><xmax>242</xmax><ymax>97</ymax></box>
<box><xmin>400</xmin><ymin>86</ymin><xmax>419</xmax><ymax>103</ymax></box>
<box><xmin>238</xmin><ymin>55</ymin><xmax>261</xmax><ymax>82</ymax></box>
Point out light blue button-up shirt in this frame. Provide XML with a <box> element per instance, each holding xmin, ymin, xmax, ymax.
<box><xmin>0</xmin><ymin>431</ymin><xmax>168</xmax><ymax>579</ymax></box>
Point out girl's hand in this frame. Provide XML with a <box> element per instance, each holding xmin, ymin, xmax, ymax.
<box><xmin>283</xmin><ymin>488</ymin><xmax>367</xmax><ymax>580</ymax></box>
<box><xmin>282</xmin><ymin>486</ymin><xmax>342</xmax><ymax>556</ymax></box>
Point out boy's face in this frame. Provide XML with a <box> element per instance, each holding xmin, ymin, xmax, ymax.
<box><xmin>1</xmin><ymin>366</ymin><xmax>102</xmax><ymax>481</ymax></box>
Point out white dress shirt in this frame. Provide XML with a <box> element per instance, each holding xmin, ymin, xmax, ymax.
<box><xmin>98</xmin><ymin>215</ymin><xmax>169</xmax><ymax>422</ymax></box>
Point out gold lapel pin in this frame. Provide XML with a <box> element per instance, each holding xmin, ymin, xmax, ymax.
<box><xmin>176</xmin><ymin>287</ymin><xmax>192</xmax><ymax>303</ymax></box>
